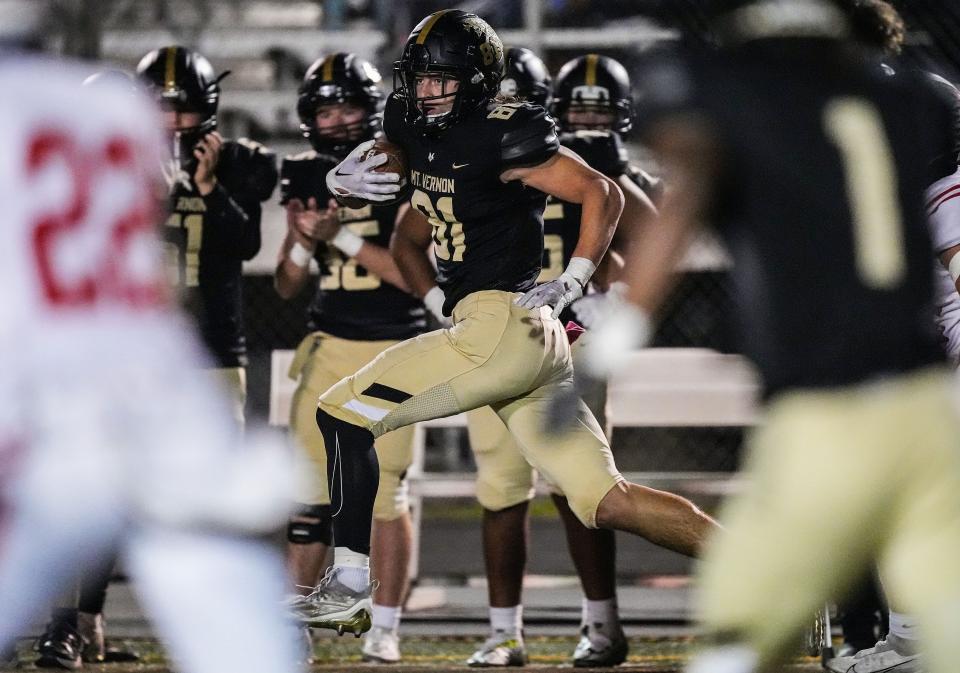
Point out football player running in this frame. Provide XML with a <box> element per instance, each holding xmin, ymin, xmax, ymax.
<box><xmin>275</xmin><ymin>52</ymin><xmax>431</xmax><ymax>664</ymax></box>
<box><xmin>824</xmin><ymin>4</ymin><xmax>960</xmax><ymax>672</ymax></box>
<box><xmin>137</xmin><ymin>46</ymin><xmax>278</xmax><ymax>428</ymax></box>
<box><xmin>299</xmin><ymin>9</ymin><xmax>720</xmax><ymax>639</ymax></box>
<box><xmin>458</xmin><ymin>49</ymin><xmax>659</xmax><ymax>667</ymax></box>
<box><xmin>579</xmin><ymin>1</ymin><xmax>960</xmax><ymax>672</ymax></box>
<box><xmin>0</xmin><ymin>12</ymin><xmax>299</xmax><ymax>673</ymax></box>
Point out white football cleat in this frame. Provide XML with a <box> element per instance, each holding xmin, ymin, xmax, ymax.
<box><xmin>467</xmin><ymin>631</ymin><xmax>528</xmax><ymax>667</ymax></box>
<box><xmin>361</xmin><ymin>626</ymin><xmax>401</xmax><ymax>663</ymax></box>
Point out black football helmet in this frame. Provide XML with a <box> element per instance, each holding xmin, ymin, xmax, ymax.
<box><xmin>136</xmin><ymin>46</ymin><xmax>228</xmax><ymax>168</ymax></box>
<box><xmin>394</xmin><ymin>9</ymin><xmax>505</xmax><ymax>134</ymax></box>
<box><xmin>297</xmin><ymin>52</ymin><xmax>384</xmax><ymax>157</ymax></box>
<box><xmin>500</xmin><ymin>47</ymin><xmax>552</xmax><ymax>108</ymax></box>
<box><xmin>551</xmin><ymin>54</ymin><xmax>633</xmax><ymax>134</ymax></box>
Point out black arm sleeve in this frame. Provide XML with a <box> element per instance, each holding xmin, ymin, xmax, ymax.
<box><xmin>202</xmin><ymin>184</ymin><xmax>261</xmax><ymax>261</ymax></box>
<box><xmin>499</xmin><ymin>103</ymin><xmax>560</xmax><ymax>170</ymax></box>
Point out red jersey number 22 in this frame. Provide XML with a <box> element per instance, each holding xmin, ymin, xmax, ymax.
<box><xmin>27</xmin><ymin>129</ymin><xmax>165</xmax><ymax>308</ymax></box>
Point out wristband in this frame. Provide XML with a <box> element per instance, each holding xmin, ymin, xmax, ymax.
<box><xmin>330</xmin><ymin>227</ymin><xmax>364</xmax><ymax>258</ymax></box>
<box><xmin>288</xmin><ymin>241</ymin><xmax>314</xmax><ymax>268</ymax></box>
<box><xmin>564</xmin><ymin>256</ymin><xmax>597</xmax><ymax>288</ymax></box>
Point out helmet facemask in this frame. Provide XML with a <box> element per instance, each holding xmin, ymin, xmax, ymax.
<box><xmin>395</xmin><ymin>42</ymin><xmax>487</xmax><ymax>135</ymax></box>
<box><xmin>300</xmin><ymin>92</ymin><xmax>378</xmax><ymax>157</ymax></box>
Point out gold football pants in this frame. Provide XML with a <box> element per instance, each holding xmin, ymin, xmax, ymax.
<box><xmin>317</xmin><ymin>290</ymin><xmax>623</xmax><ymax>528</ymax></box>
<box><xmin>697</xmin><ymin>367</ymin><xmax>960</xmax><ymax>673</ymax></box>
<box><xmin>467</xmin><ymin>333</ymin><xmax>610</xmax><ymax>511</ymax></box>
<box><xmin>289</xmin><ymin>331</ymin><xmax>414</xmax><ymax>521</ymax></box>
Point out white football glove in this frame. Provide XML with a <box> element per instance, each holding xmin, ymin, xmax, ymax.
<box><xmin>581</xmin><ymin>302</ymin><xmax>653</xmax><ymax>379</ymax></box>
<box><xmin>570</xmin><ymin>281</ymin><xmax>627</xmax><ymax>329</ymax></box>
<box><xmin>325</xmin><ymin>139</ymin><xmax>402</xmax><ymax>203</ymax></box>
<box><xmin>423</xmin><ymin>286</ymin><xmax>452</xmax><ymax>328</ymax></box>
<box><xmin>515</xmin><ymin>257</ymin><xmax>596</xmax><ymax>319</ymax></box>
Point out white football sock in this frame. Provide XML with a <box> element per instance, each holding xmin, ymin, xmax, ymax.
<box><xmin>372</xmin><ymin>604</ymin><xmax>401</xmax><ymax>633</ymax></box>
<box><xmin>333</xmin><ymin>547</ymin><xmax>370</xmax><ymax>592</ymax></box>
<box><xmin>888</xmin><ymin>611</ymin><xmax>920</xmax><ymax>641</ymax></box>
<box><xmin>583</xmin><ymin>597</ymin><xmax>621</xmax><ymax>638</ymax></box>
<box><xmin>489</xmin><ymin>605</ymin><xmax>522</xmax><ymax>638</ymax></box>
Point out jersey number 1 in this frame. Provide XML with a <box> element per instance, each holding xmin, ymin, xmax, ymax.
<box><xmin>823</xmin><ymin>97</ymin><xmax>906</xmax><ymax>290</ymax></box>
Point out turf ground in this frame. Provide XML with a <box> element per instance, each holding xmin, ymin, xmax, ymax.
<box><xmin>1</xmin><ymin>633</ymin><xmax>830</xmax><ymax>673</ymax></box>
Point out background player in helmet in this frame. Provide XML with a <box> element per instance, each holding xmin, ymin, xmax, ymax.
<box><xmin>551</xmin><ymin>53</ymin><xmax>662</xmax><ymax>203</ymax></box>
<box><xmin>275</xmin><ymin>52</ymin><xmax>433</xmax><ymax>664</ymax></box>
<box><xmin>136</xmin><ymin>46</ymin><xmax>278</xmax><ymax>427</ymax></box>
<box><xmin>458</xmin><ymin>47</ymin><xmax>658</xmax><ymax>668</ymax></box>
<box><xmin>304</xmin><ymin>8</ymin><xmax>719</xmax><ymax>641</ymax></box>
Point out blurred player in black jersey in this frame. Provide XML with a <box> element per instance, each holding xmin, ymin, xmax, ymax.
<box><xmin>580</xmin><ymin>1</ymin><xmax>960</xmax><ymax>672</ymax></box>
<box><xmin>459</xmin><ymin>49</ymin><xmax>659</xmax><ymax>667</ymax></box>
<box><xmin>274</xmin><ymin>52</ymin><xmax>434</xmax><ymax>664</ymax></box>
<box><xmin>294</xmin><ymin>9</ymin><xmax>720</xmax><ymax>639</ymax></box>
<box><xmin>136</xmin><ymin>46</ymin><xmax>278</xmax><ymax>427</ymax></box>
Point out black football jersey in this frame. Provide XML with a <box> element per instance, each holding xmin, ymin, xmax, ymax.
<box><xmin>383</xmin><ymin>93</ymin><xmax>560</xmax><ymax>315</ymax></box>
<box><xmin>637</xmin><ymin>41</ymin><xmax>956</xmax><ymax>395</ymax></box>
<box><xmin>280</xmin><ymin>151</ymin><xmax>427</xmax><ymax>341</ymax></box>
<box><xmin>164</xmin><ymin>138</ymin><xmax>277</xmax><ymax>367</ymax></box>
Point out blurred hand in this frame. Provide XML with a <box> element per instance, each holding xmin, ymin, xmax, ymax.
<box><xmin>193</xmin><ymin>131</ymin><xmax>223</xmax><ymax>195</ymax></box>
<box><xmin>295</xmin><ymin>198</ymin><xmax>340</xmax><ymax>242</ymax></box>
<box><xmin>570</xmin><ymin>281</ymin><xmax>626</xmax><ymax>329</ymax></box>
<box><xmin>580</xmin><ymin>303</ymin><xmax>652</xmax><ymax>379</ymax></box>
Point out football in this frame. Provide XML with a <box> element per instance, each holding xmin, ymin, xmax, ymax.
<box><xmin>361</xmin><ymin>137</ymin><xmax>408</xmax><ymax>206</ymax></box>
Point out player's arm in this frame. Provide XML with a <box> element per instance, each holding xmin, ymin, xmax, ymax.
<box><xmin>583</xmin><ymin>115</ymin><xmax>720</xmax><ymax>377</ymax></box>
<box><xmin>503</xmin><ymin>147</ymin><xmax>623</xmax><ymax>269</ymax></box>
<box><xmin>201</xmin><ymin>138</ymin><xmax>278</xmax><ymax>260</ymax></box>
<box><xmin>390</xmin><ymin>206</ymin><xmax>447</xmax><ymax>322</ymax></box>
<box><xmin>334</xmin><ymin>203</ymin><xmax>412</xmax><ymax>292</ymax></box>
<box><xmin>274</xmin><ymin>197</ymin><xmax>320</xmax><ymax>299</ymax></box>
<box><xmin>592</xmin><ymin>174</ymin><xmax>658</xmax><ymax>290</ymax></box>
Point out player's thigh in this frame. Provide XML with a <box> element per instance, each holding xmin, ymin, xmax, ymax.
<box><xmin>877</xmin><ymin>372</ymin><xmax>960</xmax><ymax>618</ymax></box>
<box><xmin>319</xmin><ymin>291</ymin><xmax>570</xmax><ymax>436</ymax></box>
<box><xmin>467</xmin><ymin>406</ymin><xmax>536</xmax><ymax>511</ymax></box>
<box><xmin>371</xmin><ymin>423</ymin><xmax>415</xmax><ymax>521</ymax></box>
<box><xmin>495</xmin><ymin>385</ymin><xmax>621</xmax><ymax>528</ymax></box>
<box><xmin>697</xmin><ymin>388</ymin><xmax>915</xmax><ymax>648</ymax></box>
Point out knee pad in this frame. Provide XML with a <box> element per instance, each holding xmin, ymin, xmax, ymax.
<box><xmin>286</xmin><ymin>504</ymin><xmax>332</xmax><ymax>546</ymax></box>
